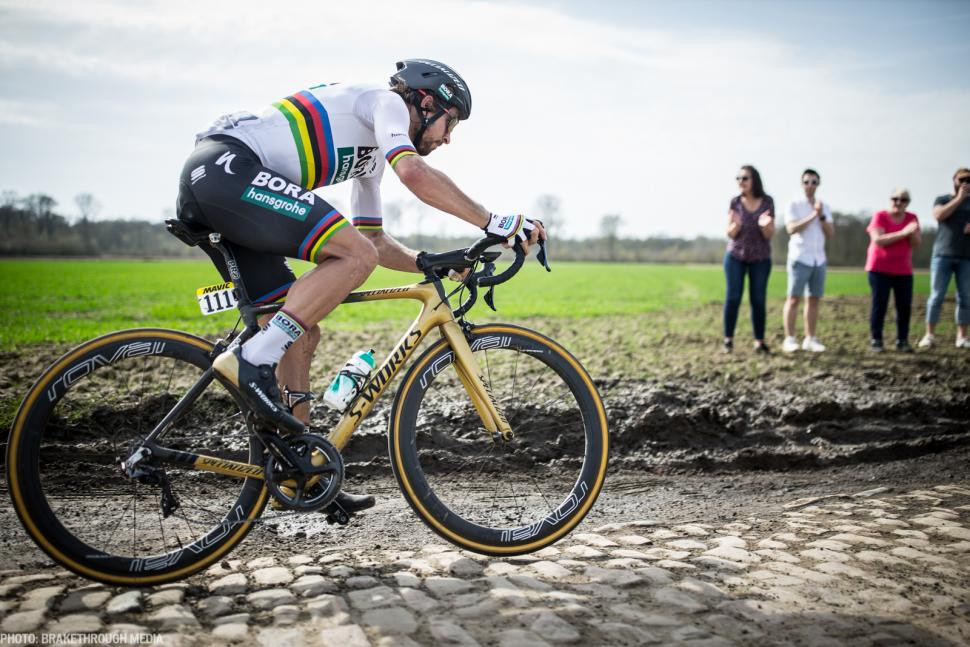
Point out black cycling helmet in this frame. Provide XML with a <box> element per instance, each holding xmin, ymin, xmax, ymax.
<box><xmin>391</xmin><ymin>59</ymin><xmax>472</xmax><ymax>120</ymax></box>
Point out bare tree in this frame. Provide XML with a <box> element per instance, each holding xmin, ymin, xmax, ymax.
<box><xmin>75</xmin><ymin>193</ymin><xmax>102</xmax><ymax>250</ymax></box>
<box><xmin>24</xmin><ymin>194</ymin><xmax>58</xmax><ymax>238</ymax></box>
<box><xmin>534</xmin><ymin>194</ymin><xmax>564</xmax><ymax>237</ymax></box>
<box><xmin>599</xmin><ymin>213</ymin><xmax>623</xmax><ymax>260</ymax></box>
<box><xmin>74</xmin><ymin>193</ymin><xmax>101</xmax><ymax>222</ymax></box>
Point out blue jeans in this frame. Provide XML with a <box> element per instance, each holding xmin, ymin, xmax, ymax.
<box><xmin>723</xmin><ymin>253</ymin><xmax>772</xmax><ymax>340</ymax></box>
<box><xmin>868</xmin><ymin>272</ymin><xmax>912</xmax><ymax>343</ymax></box>
<box><xmin>926</xmin><ymin>256</ymin><xmax>970</xmax><ymax>325</ymax></box>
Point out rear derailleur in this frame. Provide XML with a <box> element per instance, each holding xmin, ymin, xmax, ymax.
<box><xmin>120</xmin><ymin>445</ymin><xmax>180</xmax><ymax>518</ymax></box>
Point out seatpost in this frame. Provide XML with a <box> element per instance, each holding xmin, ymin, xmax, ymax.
<box><xmin>206</xmin><ymin>232</ymin><xmax>265</xmax><ymax>334</ymax></box>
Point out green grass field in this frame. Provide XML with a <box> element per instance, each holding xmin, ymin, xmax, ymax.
<box><xmin>0</xmin><ymin>258</ymin><xmax>930</xmax><ymax>349</ymax></box>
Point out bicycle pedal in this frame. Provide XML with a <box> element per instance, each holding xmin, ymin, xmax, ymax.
<box><xmin>325</xmin><ymin>506</ymin><xmax>351</xmax><ymax>526</ymax></box>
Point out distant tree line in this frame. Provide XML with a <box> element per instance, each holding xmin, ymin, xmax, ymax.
<box><xmin>0</xmin><ymin>190</ymin><xmax>937</xmax><ymax>267</ymax></box>
<box><xmin>0</xmin><ymin>191</ymin><xmax>198</xmax><ymax>257</ymax></box>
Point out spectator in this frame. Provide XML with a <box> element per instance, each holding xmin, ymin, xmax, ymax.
<box><xmin>918</xmin><ymin>167</ymin><xmax>970</xmax><ymax>349</ymax></box>
<box><xmin>782</xmin><ymin>169</ymin><xmax>834</xmax><ymax>353</ymax></box>
<box><xmin>865</xmin><ymin>188</ymin><xmax>921</xmax><ymax>352</ymax></box>
<box><xmin>723</xmin><ymin>165</ymin><xmax>775</xmax><ymax>353</ymax></box>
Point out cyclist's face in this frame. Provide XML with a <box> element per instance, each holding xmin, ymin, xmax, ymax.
<box><xmin>416</xmin><ymin>97</ymin><xmax>458</xmax><ymax>156</ymax></box>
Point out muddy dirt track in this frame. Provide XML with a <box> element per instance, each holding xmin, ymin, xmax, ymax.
<box><xmin>2</xmin><ymin>296</ymin><xmax>969</xmax><ymax>478</ymax></box>
<box><xmin>1</xmin><ymin>299</ymin><xmax>969</xmax><ymax>645</ymax></box>
<box><xmin>1</xmin><ymin>297</ymin><xmax>968</xmax><ymax>557</ymax></box>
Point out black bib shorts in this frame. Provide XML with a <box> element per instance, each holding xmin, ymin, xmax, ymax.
<box><xmin>176</xmin><ymin>136</ymin><xmax>350</xmax><ymax>303</ymax></box>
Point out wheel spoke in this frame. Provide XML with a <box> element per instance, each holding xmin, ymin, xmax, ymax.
<box><xmin>402</xmin><ymin>333</ymin><xmax>603</xmax><ymax>547</ymax></box>
<box><xmin>19</xmin><ymin>334</ymin><xmax>263</xmax><ymax>581</ymax></box>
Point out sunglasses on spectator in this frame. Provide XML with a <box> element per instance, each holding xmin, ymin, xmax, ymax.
<box><xmin>891</xmin><ymin>197</ymin><xmax>909</xmax><ymax>203</ymax></box>
<box><xmin>736</xmin><ymin>176</ymin><xmax>751</xmax><ymax>182</ymax></box>
<box><xmin>803</xmin><ymin>178</ymin><xmax>819</xmax><ymax>186</ymax></box>
<box><xmin>958</xmin><ymin>176</ymin><xmax>970</xmax><ymax>185</ymax></box>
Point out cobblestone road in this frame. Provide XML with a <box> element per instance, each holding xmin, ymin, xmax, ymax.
<box><xmin>1</xmin><ymin>482</ymin><xmax>969</xmax><ymax>646</ymax></box>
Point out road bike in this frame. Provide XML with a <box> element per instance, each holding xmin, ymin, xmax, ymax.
<box><xmin>6</xmin><ymin>220</ymin><xmax>609</xmax><ymax>586</ymax></box>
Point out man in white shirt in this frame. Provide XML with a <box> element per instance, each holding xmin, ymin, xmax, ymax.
<box><xmin>782</xmin><ymin>169</ymin><xmax>835</xmax><ymax>352</ymax></box>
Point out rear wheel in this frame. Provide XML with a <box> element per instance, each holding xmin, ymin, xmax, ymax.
<box><xmin>389</xmin><ymin>324</ymin><xmax>608</xmax><ymax>555</ymax></box>
<box><xmin>6</xmin><ymin>329</ymin><xmax>267</xmax><ymax>586</ymax></box>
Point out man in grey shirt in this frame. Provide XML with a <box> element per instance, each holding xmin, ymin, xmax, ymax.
<box><xmin>919</xmin><ymin>167</ymin><xmax>970</xmax><ymax>348</ymax></box>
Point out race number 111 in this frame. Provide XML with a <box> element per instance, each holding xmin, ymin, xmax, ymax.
<box><xmin>196</xmin><ymin>282</ymin><xmax>237</xmax><ymax>316</ymax></box>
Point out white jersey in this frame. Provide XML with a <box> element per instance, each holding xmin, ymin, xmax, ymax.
<box><xmin>785</xmin><ymin>197</ymin><xmax>832</xmax><ymax>266</ymax></box>
<box><xmin>197</xmin><ymin>83</ymin><xmax>418</xmax><ymax>229</ymax></box>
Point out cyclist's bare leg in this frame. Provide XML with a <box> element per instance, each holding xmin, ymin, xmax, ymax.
<box><xmin>261</xmin><ymin>227</ymin><xmax>376</xmax><ymax>420</ymax></box>
<box><xmin>283</xmin><ymin>228</ymin><xmax>379</xmax><ymax>324</ymax></box>
<box><xmin>276</xmin><ymin>325</ymin><xmax>320</xmax><ymax>422</ymax></box>
<box><xmin>270</xmin><ymin>227</ymin><xmax>378</xmax><ymax>514</ymax></box>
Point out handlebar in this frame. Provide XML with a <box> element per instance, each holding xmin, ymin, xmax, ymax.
<box><xmin>430</xmin><ymin>232</ymin><xmax>550</xmax><ymax>318</ymax></box>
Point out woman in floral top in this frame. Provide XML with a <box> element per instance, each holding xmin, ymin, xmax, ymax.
<box><xmin>724</xmin><ymin>165</ymin><xmax>776</xmax><ymax>353</ymax></box>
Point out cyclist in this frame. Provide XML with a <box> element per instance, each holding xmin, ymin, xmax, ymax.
<box><xmin>176</xmin><ymin>60</ymin><xmax>546</xmax><ymax>516</ymax></box>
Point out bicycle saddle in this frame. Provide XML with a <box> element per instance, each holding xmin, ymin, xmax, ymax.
<box><xmin>165</xmin><ymin>217</ymin><xmax>216</xmax><ymax>248</ymax></box>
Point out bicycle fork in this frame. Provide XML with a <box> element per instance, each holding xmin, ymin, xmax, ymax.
<box><xmin>438</xmin><ymin>320</ymin><xmax>514</xmax><ymax>441</ymax></box>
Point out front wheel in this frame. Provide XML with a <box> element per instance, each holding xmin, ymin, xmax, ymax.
<box><xmin>389</xmin><ymin>324</ymin><xmax>608</xmax><ymax>555</ymax></box>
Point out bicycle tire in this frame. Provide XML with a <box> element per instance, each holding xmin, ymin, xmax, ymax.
<box><xmin>6</xmin><ymin>328</ymin><xmax>267</xmax><ymax>586</ymax></box>
<box><xmin>389</xmin><ymin>324</ymin><xmax>608</xmax><ymax>555</ymax></box>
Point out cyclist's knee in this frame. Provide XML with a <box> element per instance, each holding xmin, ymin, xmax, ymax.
<box><xmin>352</xmin><ymin>237</ymin><xmax>379</xmax><ymax>276</ymax></box>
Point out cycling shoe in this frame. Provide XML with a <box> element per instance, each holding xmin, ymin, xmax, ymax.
<box><xmin>212</xmin><ymin>347</ymin><xmax>305</xmax><ymax>435</ymax></box>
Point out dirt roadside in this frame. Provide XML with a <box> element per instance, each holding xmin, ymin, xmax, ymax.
<box><xmin>1</xmin><ymin>296</ymin><xmax>968</xmax><ymax>566</ymax></box>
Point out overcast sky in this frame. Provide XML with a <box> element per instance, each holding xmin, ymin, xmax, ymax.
<box><xmin>1</xmin><ymin>0</ymin><xmax>968</xmax><ymax>239</ymax></box>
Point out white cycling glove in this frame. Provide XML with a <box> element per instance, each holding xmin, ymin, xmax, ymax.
<box><xmin>484</xmin><ymin>213</ymin><xmax>535</xmax><ymax>245</ymax></box>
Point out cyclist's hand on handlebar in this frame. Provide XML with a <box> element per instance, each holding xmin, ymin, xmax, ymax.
<box><xmin>519</xmin><ymin>219</ymin><xmax>546</xmax><ymax>255</ymax></box>
<box><xmin>484</xmin><ymin>213</ymin><xmax>545</xmax><ymax>253</ymax></box>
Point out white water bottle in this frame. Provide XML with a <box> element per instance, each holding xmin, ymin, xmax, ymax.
<box><xmin>323</xmin><ymin>350</ymin><xmax>376</xmax><ymax>411</ymax></box>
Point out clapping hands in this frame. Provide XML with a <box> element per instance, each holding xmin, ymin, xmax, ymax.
<box><xmin>757</xmin><ymin>211</ymin><xmax>773</xmax><ymax>228</ymax></box>
<box><xmin>957</xmin><ymin>182</ymin><xmax>970</xmax><ymax>202</ymax></box>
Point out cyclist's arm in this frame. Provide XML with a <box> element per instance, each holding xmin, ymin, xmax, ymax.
<box><xmin>362</xmin><ymin>230</ymin><xmax>421</xmax><ymax>272</ymax></box>
<box><xmin>351</xmin><ymin>174</ymin><xmax>420</xmax><ymax>272</ymax></box>
<box><xmin>393</xmin><ymin>156</ymin><xmax>489</xmax><ymax>228</ymax></box>
<box><xmin>370</xmin><ymin>91</ymin><xmax>489</xmax><ymax>229</ymax></box>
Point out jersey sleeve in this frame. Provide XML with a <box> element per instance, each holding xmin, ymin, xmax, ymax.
<box><xmin>351</xmin><ymin>169</ymin><xmax>385</xmax><ymax>232</ymax></box>
<box><xmin>370</xmin><ymin>92</ymin><xmax>419</xmax><ymax>170</ymax></box>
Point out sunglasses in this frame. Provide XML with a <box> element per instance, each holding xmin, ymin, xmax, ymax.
<box><xmin>891</xmin><ymin>197</ymin><xmax>910</xmax><ymax>204</ymax></box>
<box><xmin>431</xmin><ymin>98</ymin><xmax>458</xmax><ymax>134</ymax></box>
<box><xmin>442</xmin><ymin>110</ymin><xmax>458</xmax><ymax>134</ymax></box>
<box><xmin>958</xmin><ymin>176</ymin><xmax>970</xmax><ymax>185</ymax></box>
<box><xmin>803</xmin><ymin>178</ymin><xmax>819</xmax><ymax>186</ymax></box>
<box><xmin>419</xmin><ymin>91</ymin><xmax>459</xmax><ymax>135</ymax></box>
<box><xmin>736</xmin><ymin>176</ymin><xmax>751</xmax><ymax>182</ymax></box>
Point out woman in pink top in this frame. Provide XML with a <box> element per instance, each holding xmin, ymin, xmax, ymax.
<box><xmin>865</xmin><ymin>188</ymin><xmax>921</xmax><ymax>352</ymax></box>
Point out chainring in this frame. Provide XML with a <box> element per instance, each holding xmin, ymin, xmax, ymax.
<box><xmin>264</xmin><ymin>433</ymin><xmax>343</xmax><ymax>512</ymax></box>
